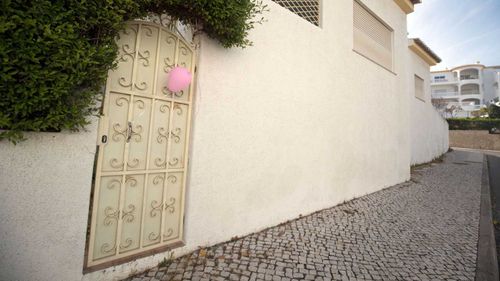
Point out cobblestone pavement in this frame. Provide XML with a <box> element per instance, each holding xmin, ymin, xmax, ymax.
<box><xmin>125</xmin><ymin>151</ymin><xmax>483</xmax><ymax>281</ymax></box>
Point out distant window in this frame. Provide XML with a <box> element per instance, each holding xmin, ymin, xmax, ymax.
<box><xmin>433</xmin><ymin>75</ymin><xmax>447</xmax><ymax>82</ymax></box>
<box><xmin>415</xmin><ymin>75</ymin><xmax>425</xmax><ymax>101</ymax></box>
<box><xmin>273</xmin><ymin>0</ymin><xmax>321</xmax><ymax>26</ymax></box>
<box><xmin>353</xmin><ymin>0</ymin><xmax>393</xmax><ymax>71</ymax></box>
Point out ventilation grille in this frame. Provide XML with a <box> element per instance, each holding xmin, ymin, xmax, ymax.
<box><xmin>273</xmin><ymin>0</ymin><xmax>321</xmax><ymax>26</ymax></box>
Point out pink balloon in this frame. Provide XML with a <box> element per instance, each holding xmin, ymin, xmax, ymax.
<box><xmin>167</xmin><ymin>67</ymin><xmax>192</xmax><ymax>92</ymax></box>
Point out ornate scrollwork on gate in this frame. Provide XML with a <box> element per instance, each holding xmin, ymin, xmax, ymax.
<box><xmin>150</xmin><ymin>200</ymin><xmax>163</xmax><ymax>218</ymax></box>
<box><xmin>118</xmin><ymin>77</ymin><xmax>133</xmax><ymax>88</ymax></box>
<box><xmin>163</xmin><ymin>228</ymin><xmax>174</xmax><ymax>240</ymax></box>
<box><xmin>119</xmin><ymin>238</ymin><xmax>133</xmax><ymax>250</ymax></box>
<box><xmin>107</xmin><ymin>179</ymin><xmax>122</xmax><ymax>190</ymax></box>
<box><xmin>110</xmin><ymin>158</ymin><xmax>124</xmax><ymax>169</ymax></box>
<box><xmin>112</xmin><ymin>123</ymin><xmax>128</xmax><ymax>141</ymax></box>
<box><xmin>134</xmin><ymin>82</ymin><xmax>148</xmax><ymax>91</ymax></box>
<box><xmin>143</xmin><ymin>26</ymin><xmax>154</xmax><ymax>37</ymax></box>
<box><xmin>119</xmin><ymin>44</ymin><xmax>135</xmax><ymax>62</ymax></box>
<box><xmin>173</xmin><ymin>105</ymin><xmax>183</xmax><ymax>115</ymax></box>
<box><xmin>157</xmin><ymin>127</ymin><xmax>169</xmax><ymax>144</ymax></box>
<box><xmin>130</xmin><ymin>124</ymin><xmax>143</xmax><ymax>142</ymax></box>
<box><xmin>167</xmin><ymin>175</ymin><xmax>177</xmax><ymax>183</ymax></box>
<box><xmin>170</xmin><ymin>128</ymin><xmax>181</xmax><ymax>143</ymax></box>
<box><xmin>127</xmin><ymin>158</ymin><xmax>140</xmax><ymax>168</ymax></box>
<box><xmin>175</xmin><ymin>90</ymin><xmax>184</xmax><ymax>98</ymax></box>
<box><xmin>123</xmin><ymin>25</ymin><xmax>138</xmax><ymax>36</ymax></box>
<box><xmin>154</xmin><ymin>157</ymin><xmax>167</xmax><ymax>168</ymax></box>
<box><xmin>161</xmin><ymin>85</ymin><xmax>185</xmax><ymax>98</ymax></box>
<box><xmin>163</xmin><ymin>57</ymin><xmax>175</xmax><ymax>73</ymax></box>
<box><xmin>164</xmin><ymin>197</ymin><xmax>176</xmax><ymax>213</ymax></box>
<box><xmin>148</xmin><ymin>232</ymin><xmax>160</xmax><ymax>242</ymax></box>
<box><xmin>168</xmin><ymin>158</ymin><xmax>179</xmax><ymax>166</ymax></box>
<box><xmin>137</xmin><ymin>50</ymin><xmax>151</xmax><ymax>67</ymax></box>
<box><xmin>153</xmin><ymin>175</ymin><xmax>165</xmax><ymax>185</ymax></box>
<box><xmin>121</xmin><ymin>204</ymin><xmax>136</xmax><ymax>223</ymax></box>
<box><xmin>161</xmin><ymin>86</ymin><xmax>171</xmax><ymax>97</ymax></box>
<box><xmin>159</xmin><ymin>104</ymin><xmax>170</xmax><ymax>113</ymax></box>
<box><xmin>125</xmin><ymin>176</ymin><xmax>138</xmax><ymax>187</ymax></box>
<box><xmin>134</xmin><ymin>99</ymin><xmax>145</xmax><ymax>109</ymax></box>
<box><xmin>104</xmin><ymin>207</ymin><xmax>120</xmax><ymax>226</ymax></box>
<box><xmin>115</xmin><ymin>97</ymin><xmax>129</xmax><ymax>107</ymax></box>
<box><xmin>101</xmin><ymin>243</ymin><xmax>117</xmax><ymax>254</ymax></box>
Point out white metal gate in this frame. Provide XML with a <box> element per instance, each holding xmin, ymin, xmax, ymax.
<box><xmin>86</xmin><ymin>21</ymin><xmax>195</xmax><ymax>269</ymax></box>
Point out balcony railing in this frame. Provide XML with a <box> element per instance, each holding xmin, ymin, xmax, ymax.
<box><xmin>460</xmin><ymin>75</ymin><xmax>479</xmax><ymax>80</ymax></box>
<box><xmin>460</xmin><ymin>90</ymin><xmax>480</xmax><ymax>95</ymax></box>
<box><xmin>431</xmin><ymin>91</ymin><xmax>459</xmax><ymax>98</ymax></box>
<box><xmin>461</xmin><ymin>104</ymin><xmax>481</xmax><ymax>111</ymax></box>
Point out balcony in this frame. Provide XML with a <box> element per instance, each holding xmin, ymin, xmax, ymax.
<box><xmin>431</xmin><ymin>91</ymin><xmax>459</xmax><ymax>98</ymax></box>
<box><xmin>460</xmin><ymin>74</ymin><xmax>479</xmax><ymax>80</ymax></box>
<box><xmin>460</xmin><ymin>83</ymin><xmax>480</xmax><ymax>96</ymax></box>
<box><xmin>459</xmin><ymin>68</ymin><xmax>480</xmax><ymax>81</ymax></box>
<box><xmin>460</xmin><ymin>98</ymin><xmax>481</xmax><ymax>111</ymax></box>
<box><xmin>461</xmin><ymin>104</ymin><xmax>481</xmax><ymax>111</ymax></box>
<box><xmin>460</xmin><ymin>90</ymin><xmax>480</xmax><ymax>96</ymax></box>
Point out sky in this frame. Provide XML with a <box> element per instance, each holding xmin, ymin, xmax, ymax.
<box><xmin>408</xmin><ymin>0</ymin><xmax>500</xmax><ymax>71</ymax></box>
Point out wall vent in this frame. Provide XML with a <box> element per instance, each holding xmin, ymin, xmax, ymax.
<box><xmin>273</xmin><ymin>0</ymin><xmax>321</xmax><ymax>26</ymax></box>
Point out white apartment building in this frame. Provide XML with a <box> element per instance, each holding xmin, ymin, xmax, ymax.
<box><xmin>431</xmin><ymin>64</ymin><xmax>500</xmax><ymax>117</ymax></box>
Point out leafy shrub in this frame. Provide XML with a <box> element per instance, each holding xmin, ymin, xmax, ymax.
<box><xmin>144</xmin><ymin>0</ymin><xmax>267</xmax><ymax>48</ymax></box>
<box><xmin>447</xmin><ymin>118</ymin><xmax>500</xmax><ymax>130</ymax></box>
<box><xmin>489</xmin><ymin>104</ymin><xmax>500</xmax><ymax>119</ymax></box>
<box><xmin>0</xmin><ymin>0</ymin><xmax>266</xmax><ymax>143</ymax></box>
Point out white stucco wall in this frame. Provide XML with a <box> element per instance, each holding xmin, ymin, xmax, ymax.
<box><xmin>85</xmin><ymin>1</ymin><xmax>411</xmax><ymax>280</ymax></box>
<box><xmin>409</xmin><ymin>52</ymin><xmax>449</xmax><ymax>165</ymax></box>
<box><xmin>0</xmin><ymin>122</ymin><xmax>97</xmax><ymax>281</ymax></box>
<box><xmin>1</xmin><ymin>1</ymin><xmax>419</xmax><ymax>280</ymax></box>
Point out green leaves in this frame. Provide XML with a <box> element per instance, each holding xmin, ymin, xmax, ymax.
<box><xmin>0</xmin><ymin>0</ymin><xmax>265</xmax><ymax>143</ymax></box>
<box><xmin>489</xmin><ymin>104</ymin><xmax>500</xmax><ymax>119</ymax></box>
<box><xmin>147</xmin><ymin>0</ymin><xmax>267</xmax><ymax>48</ymax></box>
<box><xmin>0</xmin><ymin>0</ymin><xmax>144</xmax><ymax>142</ymax></box>
<box><xmin>447</xmin><ymin>118</ymin><xmax>500</xmax><ymax>130</ymax></box>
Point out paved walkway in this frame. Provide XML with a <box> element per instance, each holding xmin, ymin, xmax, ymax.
<box><xmin>126</xmin><ymin>151</ymin><xmax>483</xmax><ymax>281</ymax></box>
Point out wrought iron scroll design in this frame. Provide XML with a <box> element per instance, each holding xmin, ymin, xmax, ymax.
<box><xmin>101</xmin><ymin>243</ymin><xmax>117</xmax><ymax>254</ymax></box>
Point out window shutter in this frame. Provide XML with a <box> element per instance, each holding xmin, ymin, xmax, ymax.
<box><xmin>415</xmin><ymin>75</ymin><xmax>425</xmax><ymax>101</ymax></box>
<box><xmin>353</xmin><ymin>1</ymin><xmax>393</xmax><ymax>70</ymax></box>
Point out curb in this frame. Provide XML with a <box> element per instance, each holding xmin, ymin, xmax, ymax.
<box><xmin>475</xmin><ymin>156</ymin><xmax>499</xmax><ymax>281</ymax></box>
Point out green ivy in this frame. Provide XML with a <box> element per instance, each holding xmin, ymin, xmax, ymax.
<box><xmin>0</xmin><ymin>0</ymin><xmax>266</xmax><ymax>143</ymax></box>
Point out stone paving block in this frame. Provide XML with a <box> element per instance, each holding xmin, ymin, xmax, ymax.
<box><xmin>123</xmin><ymin>152</ymin><xmax>481</xmax><ymax>281</ymax></box>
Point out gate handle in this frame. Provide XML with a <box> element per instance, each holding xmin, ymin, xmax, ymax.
<box><xmin>126</xmin><ymin>122</ymin><xmax>132</xmax><ymax>143</ymax></box>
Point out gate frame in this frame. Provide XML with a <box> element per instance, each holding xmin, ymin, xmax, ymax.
<box><xmin>82</xmin><ymin>19</ymin><xmax>198</xmax><ymax>274</ymax></box>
